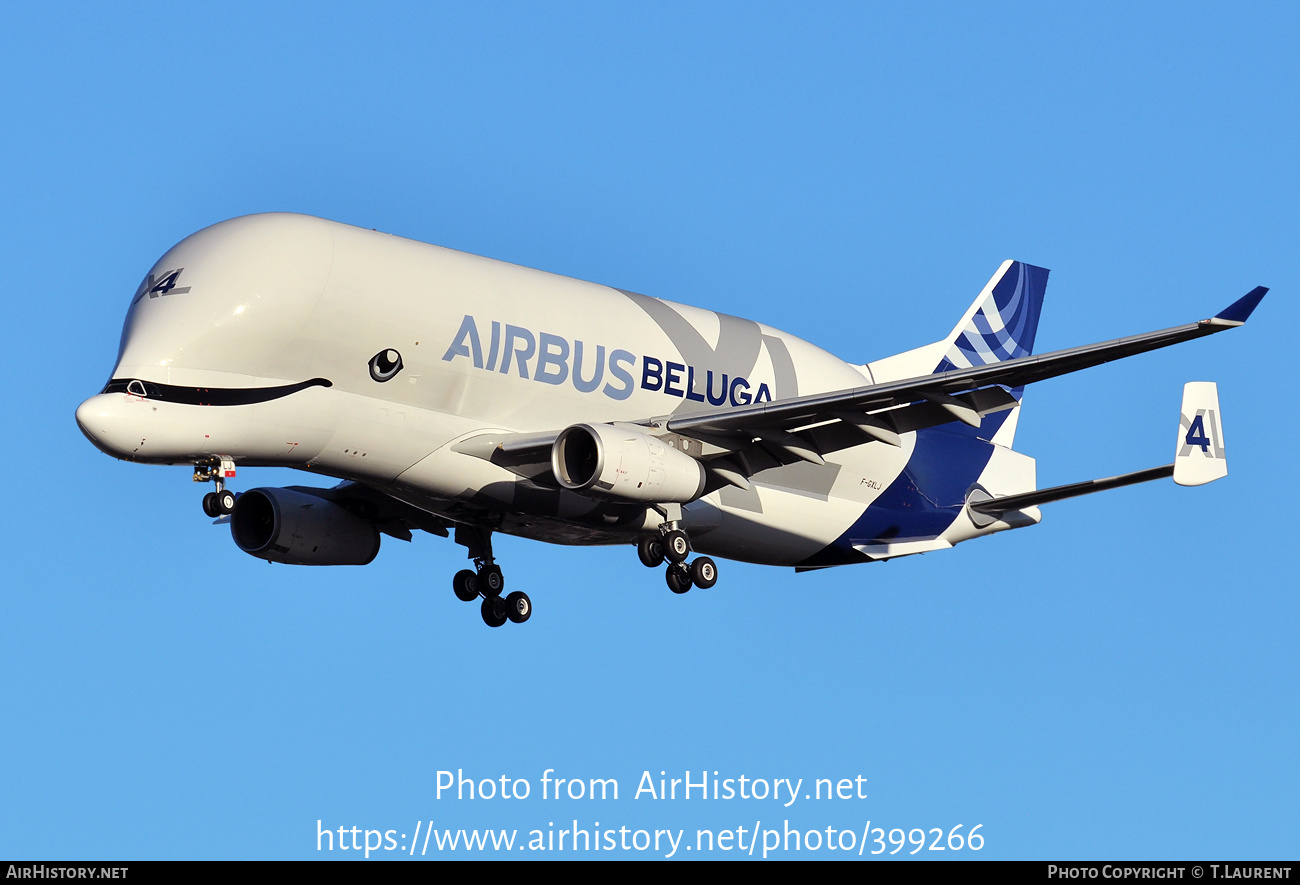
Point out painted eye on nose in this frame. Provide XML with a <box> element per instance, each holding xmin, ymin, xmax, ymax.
<box><xmin>368</xmin><ymin>349</ymin><xmax>403</xmax><ymax>382</ymax></box>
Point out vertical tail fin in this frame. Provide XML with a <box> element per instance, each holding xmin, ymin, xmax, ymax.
<box><xmin>934</xmin><ymin>260</ymin><xmax>1050</xmax><ymax>373</ymax></box>
<box><xmin>864</xmin><ymin>261</ymin><xmax>1050</xmax><ymax>446</ymax></box>
<box><xmin>935</xmin><ymin>260</ymin><xmax>1048</xmax><ymax>446</ymax></box>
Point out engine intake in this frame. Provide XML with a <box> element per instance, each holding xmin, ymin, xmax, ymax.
<box><xmin>551</xmin><ymin>423</ymin><xmax>706</xmax><ymax>503</ymax></box>
<box><xmin>230</xmin><ymin>487</ymin><xmax>381</xmax><ymax>565</ymax></box>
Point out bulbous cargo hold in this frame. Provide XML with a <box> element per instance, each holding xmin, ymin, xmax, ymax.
<box><xmin>230</xmin><ymin>487</ymin><xmax>381</xmax><ymax>565</ymax></box>
<box><xmin>551</xmin><ymin>423</ymin><xmax>706</xmax><ymax>504</ymax></box>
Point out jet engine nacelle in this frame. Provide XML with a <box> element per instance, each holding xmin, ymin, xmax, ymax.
<box><xmin>230</xmin><ymin>487</ymin><xmax>381</xmax><ymax>565</ymax></box>
<box><xmin>551</xmin><ymin>423</ymin><xmax>706</xmax><ymax>503</ymax></box>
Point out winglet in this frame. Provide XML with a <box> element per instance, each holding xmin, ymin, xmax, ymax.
<box><xmin>1214</xmin><ymin>286</ymin><xmax>1268</xmax><ymax>324</ymax></box>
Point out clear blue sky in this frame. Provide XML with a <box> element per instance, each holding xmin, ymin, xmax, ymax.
<box><xmin>2</xmin><ymin>2</ymin><xmax>1295</xmax><ymax>860</ymax></box>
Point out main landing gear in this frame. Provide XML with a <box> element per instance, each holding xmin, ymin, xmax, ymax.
<box><xmin>195</xmin><ymin>457</ymin><xmax>238</xmax><ymax>517</ymax></box>
<box><xmin>451</xmin><ymin>525</ymin><xmax>531</xmax><ymax>628</ymax></box>
<box><xmin>637</xmin><ymin>524</ymin><xmax>717</xmax><ymax>594</ymax></box>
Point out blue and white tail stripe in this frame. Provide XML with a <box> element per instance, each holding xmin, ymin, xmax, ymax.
<box><xmin>934</xmin><ymin>261</ymin><xmax>1049</xmax><ymax>373</ymax></box>
<box><xmin>801</xmin><ymin>261</ymin><xmax>1051</xmax><ymax>568</ymax></box>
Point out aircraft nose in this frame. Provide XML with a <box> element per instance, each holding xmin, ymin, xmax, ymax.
<box><xmin>75</xmin><ymin>393</ymin><xmax>139</xmax><ymax>459</ymax></box>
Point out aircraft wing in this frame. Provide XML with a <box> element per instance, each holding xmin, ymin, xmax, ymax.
<box><xmin>666</xmin><ymin>287</ymin><xmax>1267</xmax><ymax>438</ymax></box>
<box><xmin>459</xmin><ymin>287</ymin><xmax>1266</xmax><ymax>489</ymax></box>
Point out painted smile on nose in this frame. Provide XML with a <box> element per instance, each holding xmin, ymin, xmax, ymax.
<box><xmin>75</xmin><ymin>378</ymin><xmax>333</xmax><ymax>460</ymax></box>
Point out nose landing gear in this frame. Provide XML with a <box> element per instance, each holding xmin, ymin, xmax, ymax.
<box><xmin>637</xmin><ymin>523</ymin><xmax>719</xmax><ymax>594</ymax></box>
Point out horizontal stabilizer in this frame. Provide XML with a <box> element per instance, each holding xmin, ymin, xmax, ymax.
<box><xmin>852</xmin><ymin>538</ymin><xmax>953</xmax><ymax>560</ymax></box>
<box><xmin>969</xmin><ymin>464</ymin><xmax>1174</xmax><ymax>515</ymax></box>
<box><xmin>971</xmin><ymin>380</ymin><xmax>1231</xmax><ymax>515</ymax></box>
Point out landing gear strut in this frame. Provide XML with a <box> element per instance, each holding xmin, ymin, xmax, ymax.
<box><xmin>638</xmin><ymin>522</ymin><xmax>718</xmax><ymax>594</ymax></box>
<box><xmin>451</xmin><ymin>525</ymin><xmax>532</xmax><ymax>628</ymax></box>
<box><xmin>195</xmin><ymin>458</ymin><xmax>237</xmax><ymax>517</ymax></box>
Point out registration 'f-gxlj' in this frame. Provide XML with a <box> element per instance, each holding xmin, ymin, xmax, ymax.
<box><xmin>76</xmin><ymin>214</ymin><xmax>1265</xmax><ymax>626</ymax></box>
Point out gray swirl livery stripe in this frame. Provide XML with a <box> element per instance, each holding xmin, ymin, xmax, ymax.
<box><xmin>100</xmin><ymin>377</ymin><xmax>332</xmax><ymax>406</ymax></box>
<box><xmin>617</xmin><ymin>289</ymin><xmax>799</xmax><ymax>412</ymax></box>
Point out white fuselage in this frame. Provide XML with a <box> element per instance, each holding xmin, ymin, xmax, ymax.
<box><xmin>76</xmin><ymin>214</ymin><xmax>1036</xmax><ymax>567</ymax></box>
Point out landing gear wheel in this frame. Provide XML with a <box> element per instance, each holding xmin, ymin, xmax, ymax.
<box><xmin>637</xmin><ymin>536</ymin><xmax>665</xmax><ymax>568</ymax></box>
<box><xmin>481</xmin><ymin>595</ymin><xmax>508</xmax><ymax>628</ymax></box>
<box><xmin>202</xmin><ymin>492</ymin><xmax>221</xmax><ymax>518</ymax></box>
<box><xmin>666</xmin><ymin>561</ymin><xmax>693</xmax><ymax>594</ymax></box>
<box><xmin>217</xmin><ymin>489</ymin><xmax>236</xmax><ymax>514</ymax></box>
<box><xmin>663</xmin><ymin>530</ymin><xmax>691</xmax><ymax>564</ymax></box>
<box><xmin>691</xmin><ymin>557</ymin><xmax>718</xmax><ymax>589</ymax></box>
<box><xmin>505</xmin><ymin>591</ymin><xmax>532</xmax><ymax>623</ymax></box>
<box><xmin>478</xmin><ymin>563</ymin><xmax>505</xmax><ymax>597</ymax></box>
<box><xmin>453</xmin><ymin>569</ymin><xmax>479</xmax><ymax>602</ymax></box>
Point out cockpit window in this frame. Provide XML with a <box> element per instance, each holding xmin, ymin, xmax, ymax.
<box><xmin>102</xmin><ymin>378</ymin><xmax>161</xmax><ymax>398</ymax></box>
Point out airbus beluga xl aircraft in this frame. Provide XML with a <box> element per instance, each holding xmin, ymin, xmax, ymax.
<box><xmin>75</xmin><ymin>214</ymin><xmax>1266</xmax><ymax>627</ymax></box>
